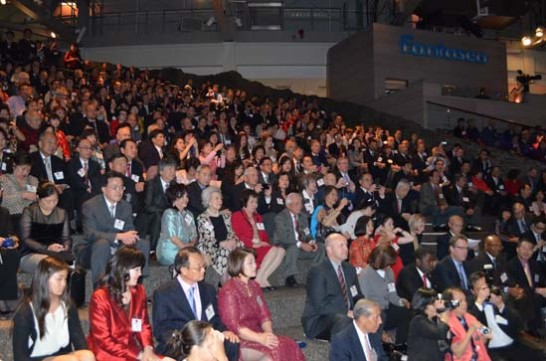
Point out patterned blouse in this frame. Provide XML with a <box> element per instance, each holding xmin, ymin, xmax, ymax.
<box><xmin>0</xmin><ymin>173</ymin><xmax>39</xmax><ymax>215</ymax></box>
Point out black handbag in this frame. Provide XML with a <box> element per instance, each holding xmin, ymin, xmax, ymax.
<box><xmin>68</xmin><ymin>267</ymin><xmax>86</xmax><ymax>307</ymax></box>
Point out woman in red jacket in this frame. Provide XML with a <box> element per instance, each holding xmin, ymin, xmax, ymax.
<box><xmin>231</xmin><ymin>189</ymin><xmax>285</xmax><ymax>291</ymax></box>
<box><xmin>88</xmin><ymin>246</ymin><xmax>174</xmax><ymax>361</ymax></box>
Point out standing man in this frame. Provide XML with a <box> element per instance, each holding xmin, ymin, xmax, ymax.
<box><xmin>302</xmin><ymin>233</ymin><xmax>362</xmax><ymax>340</ymax></box>
<box><xmin>152</xmin><ymin>247</ymin><xmax>239</xmax><ymax>360</ymax></box>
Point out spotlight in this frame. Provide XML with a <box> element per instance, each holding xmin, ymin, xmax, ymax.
<box><xmin>50</xmin><ymin>31</ymin><xmax>56</xmax><ymax>38</ymax></box>
<box><xmin>522</xmin><ymin>36</ymin><xmax>532</xmax><ymax>47</ymax></box>
<box><xmin>0</xmin><ymin>0</ymin><xmax>6</xmax><ymax>5</ymax></box>
<box><xmin>536</xmin><ymin>27</ymin><xmax>544</xmax><ymax>38</ymax></box>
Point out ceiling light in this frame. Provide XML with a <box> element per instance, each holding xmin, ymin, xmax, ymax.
<box><xmin>0</xmin><ymin>0</ymin><xmax>6</xmax><ymax>5</ymax></box>
<box><xmin>50</xmin><ymin>32</ymin><xmax>56</xmax><ymax>38</ymax></box>
<box><xmin>522</xmin><ymin>36</ymin><xmax>532</xmax><ymax>47</ymax></box>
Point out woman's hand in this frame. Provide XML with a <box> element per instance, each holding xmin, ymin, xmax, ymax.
<box><xmin>209</xmin><ymin>330</ymin><xmax>228</xmax><ymax>361</ymax></box>
<box><xmin>220</xmin><ymin>239</ymin><xmax>237</xmax><ymax>251</ymax></box>
<box><xmin>254</xmin><ymin>241</ymin><xmax>269</xmax><ymax>248</ymax></box>
<box><xmin>139</xmin><ymin>346</ymin><xmax>159</xmax><ymax>361</ymax></box>
<box><xmin>22</xmin><ymin>191</ymin><xmax>37</xmax><ymax>201</ymax></box>
<box><xmin>47</xmin><ymin>243</ymin><xmax>66</xmax><ymax>252</ymax></box>
<box><xmin>259</xmin><ymin>332</ymin><xmax>279</xmax><ymax>349</ymax></box>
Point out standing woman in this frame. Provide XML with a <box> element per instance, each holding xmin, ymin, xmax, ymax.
<box><xmin>218</xmin><ymin>249</ymin><xmax>305</xmax><ymax>361</ymax></box>
<box><xmin>231</xmin><ymin>190</ymin><xmax>285</xmax><ymax>290</ymax></box>
<box><xmin>88</xmin><ymin>246</ymin><xmax>169</xmax><ymax>361</ymax></box>
<box><xmin>156</xmin><ymin>184</ymin><xmax>198</xmax><ymax>266</ymax></box>
<box><xmin>12</xmin><ymin>257</ymin><xmax>94</xmax><ymax>361</ymax></box>
<box><xmin>20</xmin><ymin>182</ymin><xmax>73</xmax><ymax>274</ymax></box>
<box><xmin>197</xmin><ymin>187</ymin><xmax>240</xmax><ymax>288</ymax></box>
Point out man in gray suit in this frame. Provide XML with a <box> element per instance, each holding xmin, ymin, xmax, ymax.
<box><xmin>77</xmin><ymin>171</ymin><xmax>150</xmax><ymax>286</ymax></box>
<box><xmin>273</xmin><ymin>192</ymin><xmax>324</xmax><ymax>288</ymax></box>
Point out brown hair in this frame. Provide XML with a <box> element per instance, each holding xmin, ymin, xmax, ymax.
<box><xmin>368</xmin><ymin>245</ymin><xmax>397</xmax><ymax>270</ymax></box>
<box><xmin>227</xmin><ymin>248</ymin><xmax>255</xmax><ymax>278</ymax></box>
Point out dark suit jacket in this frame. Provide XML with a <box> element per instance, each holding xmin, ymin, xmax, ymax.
<box><xmin>302</xmin><ymin>259</ymin><xmax>363</xmax><ymax>339</ymax></box>
<box><xmin>468</xmin><ymin>302</ymin><xmax>521</xmax><ymax>340</ymax></box>
<box><xmin>187</xmin><ymin>181</ymin><xmax>206</xmax><ymax>217</ymax></box>
<box><xmin>30</xmin><ymin>151</ymin><xmax>67</xmax><ymax>184</ymax></box>
<box><xmin>152</xmin><ymin>279</ymin><xmax>226</xmax><ymax>355</ymax></box>
<box><xmin>378</xmin><ymin>192</ymin><xmax>411</xmax><ymax>229</ymax></box>
<box><xmin>143</xmin><ymin>177</ymin><xmax>170</xmax><ymax>214</ymax></box>
<box><xmin>468</xmin><ymin>252</ymin><xmax>507</xmax><ymax>287</ymax></box>
<box><xmin>434</xmin><ymin>256</ymin><xmax>470</xmax><ymax>293</ymax></box>
<box><xmin>273</xmin><ymin>209</ymin><xmax>311</xmax><ymax>247</ymax></box>
<box><xmin>138</xmin><ymin>140</ymin><xmax>163</xmax><ymax>170</ymax></box>
<box><xmin>354</xmin><ymin>187</ymin><xmax>378</xmax><ymax>209</ymax></box>
<box><xmin>66</xmin><ymin>157</ymin><xmax>101</xmax><ymax>194</ymax></box>
<box><xmin>506</xmin><ymin>256</ymin><xmax>546</xmax><ymax>294</ymax></box>
<box><xmin>396</xmin><ymin>265</ymin><xmax>436</xmax><ymax>301</ymax></box>
<box><xmin>435</xmin><ymin>232</ymin><xmax>453</xmax><ymax>261</ymax></box>
<box><xmin>82</xmin><ymin>194</ymin><xmax>135</xmax><ymax>246</ymax></box>
<box><xmin>329</xmin><ymin>323</ymin><xmax>386</xmax><ymax>361</ymax></box>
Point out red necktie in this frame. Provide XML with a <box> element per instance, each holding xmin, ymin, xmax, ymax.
<box><xmin>422</xmin><ymin>273</ymin><xmax>428</xmax><ymax>287</ymax></box>
<box><xmin>338</xmin><ymin>265</ymin><xmax>348</xmax><ymax>309</ymax></box>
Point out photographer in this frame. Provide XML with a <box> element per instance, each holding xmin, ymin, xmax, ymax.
<box><xmin>469</xmin><ymin>272</ymin><xmax>546</xmax><ymax>361</ymax></box>
<box><xmin>407</xmin><ymin>288</ymin><xmax>451</xmax><ymax>361</ymax></box>
<box><xmin>444</xmin><ymin>287</ymin><xmax>492</xmax><ymax>361</ymax></box>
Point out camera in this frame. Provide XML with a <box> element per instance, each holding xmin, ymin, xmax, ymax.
<box><xmin>261</xmin><ymin>183</ymin><xmax>270</xmax><ymax>190</ymax></box>
<box><xmin>1</xmin><ymin>237</ymin><xmax>14</xmax><ymax>248</ymax></box>
<box><xmin>436</xmin><ymin>294</ymin><xmax>460</xmax><ymax>313</ymax></box>
<box><xmin>479</xmin><ymin>327</ymin><xmax>491</xmax><ymax>335</ymax></box>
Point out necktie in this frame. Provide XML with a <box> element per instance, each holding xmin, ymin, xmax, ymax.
<box><xmin>83</xmin><ymin>161</ymin><xmax>90</xmax><ymax>187</ymax></box>
<box><xmin>45</xmin><ymin>157</ymin><xmax>53</xmax><ymax>181</ymax></box>
<box><xmin>110</xmin><ymin>204</ymin><xmax>116</xmax><ymax>218</ymax></box>
<box><xmin>524</xmin><ymin>263</ymin><xmax>533</xmax><ymax>287</ymax></box>
<box><xmin>456</xmin><ymin>262</ymin><xmax>468</xmax><ymax>290</ymax></box>
<box><xmin>337</xmin><ymin>265</ymin><xmax>348</xmax><ymax>309</ymax></box>
<box><xmin>422</xmin><ymin>273</ymin><xmax>428</xmax><ymax>287</ymax></box>
<box><xmin>188</xmin><ymin>285</ymin><xmax>198</xmax><ymax>318</ymax></box>
<box><xmin>364</xmin><ymin>333</ymin><xmax>377</xmax><ymax>361</ymax></box>
<box><xmin>158</xmin><ymin>147</ymin><xmax>163</xmax><ymax>159</ymax></box>
<box><xmin>294</xmin><ymin>215</ymin><xmax>300</xmax><ymax>241</ymax></box>
<box><xmin>126</xmin><ymin>162</ymin><xmax>132</xmax><ymax>177</ymax></box>
<box><xmin>397</xmin><ymin>198</ymin><xmax>402</xmax><ymax>214</ymax></box>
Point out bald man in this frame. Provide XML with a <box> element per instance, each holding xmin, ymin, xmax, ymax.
<box><xmin>301</xmin><ymin>233</ymin><xmax>363</xmax><ymax>341</ymax></box>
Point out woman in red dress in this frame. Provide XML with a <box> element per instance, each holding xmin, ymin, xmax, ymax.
<box><xmin>231</xmin><ymin>190</ymin><xmax>285</xmax><ymax>291</ymax></box>
<box><xmin>218</xmin><ymin>248</ymin><xmax>305</xmax><ymax>361</ymax></box>
<box><xmin>348</xmin><ymin>215</ymin><xmax>376</xmax><ymax>272</ymax></box>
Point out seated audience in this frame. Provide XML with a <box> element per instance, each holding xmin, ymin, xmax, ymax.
<box><xmin>153</xmin><ymin>247</ymin><xmax>239</xmax><ymax>361</ymax></box>
<box><xmin>12</xmin><ymin>257</ymin><xmax>94</xmax><ymax>361</ymax></box>
<box><xmin>531</xmin><ymin>190</ymin><xmax>546</xmax><ymax>217</ymax></box>
<box><xmin>20</xmin><ymin>182</ymin><xmax>73</xmax><ymax>274</ymax></box>
<box><xmin>302</xmin><ymin>233</ymin><xmax>362</xmax><ymax>340</ymax></box>
<box><xmin>419</xmin><ymin>170</ymin><xmax>463</xmax><ymax>231</ymax></box>
<box><xmin>468</xmin><ymin>235</ymin><xmax>507</xmax><ymax>287</ymax></box>
<box><xmin>231</xmin><ymin>190</ymin><xmax>285</xmax><ymax>290</ymax></box>
<box><xmin>311</xmin><ymin>185</ymin><xmax>349</xmax><ymax>242</ymax></box>
<box><xmin>218</xmin><ymin>248</ymin><xmax>305</xmax><ymax>361</ymax></box>
<box><xmin>436</xmin><ymin>215</ymin><xmax>471</xmax><ymax>261</ymax></box>
<box><xmin>373</xmin><ymin>215</ymin><xmax>415</xmax><ymax>279</ymax></box>
<box><xmin>359</xmin><ymin>245</ymin><xmax>410</xmax><ymax>345</ymax></box>
<box><xmin>156</xmin><ymin>183</ymin><xmax>198</xmax><ymax>266</ymax></box>
<box><xmin>396</xmin><ymin>247</ymin><xmax>437</xmax><ymax>301</ymax></box>
<box><xmin>88</xmin><ymin>246</ymin><xmax>170</xmax><ymax>361</ymax></box>
<box><xmin>197</xmin><ymin>186</ymin><xmax>241</xmax><ymax>288</ymax></box>
<box><xmin>187</xmin><ymin>165</ymin><xmax>212</xmax><ymax>217</ymax></box>
<box><xmin>407</xmin><ymin>288</ymin><xmax>451</xmax><ymax>361</ymax></box>
<box><xmin>329</xmin><ymin>299</ymin><xmax>386</xmax><ymax>361</ymax></box>
<box><xmin>166</xmin><ymin>321</ymin><xmax>229</xmax><ymax>361</ymax></box>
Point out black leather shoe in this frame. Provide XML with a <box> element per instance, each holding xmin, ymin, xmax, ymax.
<box><xmin>285</xmin><ymin>276</ymin><xmax>299</xmax><ymax>288</ymax></box>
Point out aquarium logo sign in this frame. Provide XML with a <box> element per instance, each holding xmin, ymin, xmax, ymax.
<box><xmin>399</xmin><ymin>35</ymin><xmax>489</xmax><ymax>64</ymax></box>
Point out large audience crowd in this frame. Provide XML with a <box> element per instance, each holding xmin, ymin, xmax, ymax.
<box><xmin>2</xmin><ymin>30</ymin><xmax>546</xmax><ymax>361</ymax></box>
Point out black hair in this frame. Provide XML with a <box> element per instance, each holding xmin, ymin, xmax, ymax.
<box><xmin>166</xmin><ymin>183</ymin><xmax>189</xmax><ymax>206</ymax></box>
<box><xmin>37</xmin><ymin>182</ymin><xmax>59</xmax><ymax>199</ymax></box>
<box><xmin>102</xmin><ymin>246</ymin><xmax>145</xmax><ymax>306</ymax></box>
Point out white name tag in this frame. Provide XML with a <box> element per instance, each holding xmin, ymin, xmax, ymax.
<box><xmin>303</xmin><ymin>228</ymin><xmax>310</xmax><ymax>236</ymax></box>
<box><xmin>439</xmin><ymin>193</ymin><xmax>444</xmax><ymax>199</ymax></box>
<box><xmin>77</xmin><ymin>168</ymin><xmax>86</xmax><ymax>177</ymax></box>
<box><xmin>256</xmin><ymin>223</ymin><xmax>265</xmax><ymax>231</ymax></box>
<box><xmin>131</xmin><ymin>318</ymin><xmax>142</xmax><ymax>332</ymax></box>
<box><xmin>206</xmin><ymin>222</ymin><xmax>214</xmax><ymax>232</ymax></box>
<box><xmin>131</xmin><ymin>174</ymin><xmax>140</xmax><ymax>183</ymax></box>
<box><xmin>305</xmin><ymin>203</ymin><xmax>313</xmax><ymax>213</ymax></box>
<box><xmin>392</xmin><ymin>243</ymin><xmax>399</xmax><ymax>252</ymax></box>
<box><xmin>462</xmin><ymin>197</ymin><xmax>470</xmax><ymax>202</ymax></box>
<box><xmin>535</xmin><ymin>274</ymin><xmax>540</xmax><ymax>283</ymax></box>
<box><xmin>500</xmin><ymin>272</ymin><xmax>508</xmax><ymax>283</ymax></box>
<box><xmin>54</xmin><ymin>171</ymin><xmax>64</xmax><ymax>180</ymax></box>
<box><xmin>317</xmin><ymin>179</ymin><xmax>324</xmax><ymax>186</ymax></box>
<box><xmin>26</xmin><ymin>184</ymin><xmax>37</xmax><ymax>193</ymax></box>
<box><xmin>205</xmin><ymin>304</ymin><xmax>215</xmax><ymax>321</ymax></box>
<box><xmin>387</xmin><ymin>283</ymin><xmax>396</xmax><ymax>293</ymax></box>
<box><xmin>387</xmin><ymin>159</ymin><xmax>393</xmax><ymax>164</ymax></box>
<box><xmin>499</xmin><ymin>185</ymin><xmax>504</xmax><ymax>190</ymax></box>
<box><xmin>114</xmin><ymin>219</ymin><xmax>125</xmax><ymax>230</ymax></box>
<box><xmin>276</xmin><ymin>198</ymin><xmax>284</xmax><ymax>205</ymax></box>
<box><xmin>350</xmin><ymin>285</ymin><xmax>358</xmax><ymax>297</ymax></box>
<box><xmin>468</xmin><ymin>182</ymin><xmax>474</xmax><ymax>187</ymax></box>
<box><xmin>185</xmin><ymin>214</ymin><xmax>194</xmax><ymax>225</ymax></box>
<box><xmin>225</xmin><ymin>139</ymin><xmax>232</xmax><ymax>145</ymax></box>
<box><xmin>125</xmin><ymin>194</ymin><xmax>132</xmax><ymax>202</ymax></box>
<box><xmin>495</xmin><ymin>314</ymin><xmax>508</xmax><ymax>325</ymax></box>
<box><xmin>1</xmin><ymin>162</ymin><xmax>6</xmax><ymax>171</ymax></box>
<box><xmin>483</xmin><ymin>264</ymin><xmax>493</xmax><ymax>270</ymax></box>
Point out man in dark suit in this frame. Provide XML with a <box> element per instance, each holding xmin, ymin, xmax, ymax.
<box><xmin>30</xmin><ymin>132</ymin><xmax>73</xmax><ymax>216</ymax></box>
<box><xmin>434</xmin><ymin>235</ymin><xmax>471</xmax><ymax>293</ymax></box>
<box><xmin>302</xmin><ymin>233</ymin><xmax>362</xmax><ymax>341</ymax></box>
<box><xmin>419</xmin><ymin>170</ymin><xmax>463</xmax><ymax>231</ymax></box>
<box><xmin>138</xmin><ymin>128</ymin><xmax>166</xmax><ymax>173</ymax></box>
<box><xmin>329</xmin><ymin>299</ymin><xmax>387</xmax><ymax>361</ymax></box>
<box><xmin>66</xmin><ymin>138</ymin><xmax>101</xmax><ymax>231</ymax></box>
<box><xmin>77</xmin><ymin>171</ymin><xmax>150</xmax><ymax>286</ymax></box>
<box><xmin>152</xmin><ymin>247</ymin><xmax>239</xmax><ymax>360</ymax></box>
<box><xmin>82</xmin><ymin>101</ymin><xmax>110</xmax><ymax>146</ymax></box>
<box><xmin>273</xmin><ymin>193</ymin><xmax>324</xmax><ymax>288</ymax></box>
<box><xmin>103</xmin><ymin>123</ymin><xmax>132</xmax><ymax>162</ymax></box>
<box><xmin>187</xmin><ymin>165</ymin><xmax>212</xmax><ymax>217</ymax></box>
<box><xmin>227</xmin><ymin>167</ymin><xmax>263</xmax><ymax>212</ymax></box>
<box><xmin>504</xmin><ymin>202</ymin><xmax>533</xmax><ymax>260</ymax></box>
<box><xmin>446</xmin><ymin>174</ymin><xmax>482</xmax><ymax>229</ymax></box>
<box><xmin>436</xmin><ymin>215</ymin><xmax>473</xmax><ymax>261</ymax></box>
<box><xmin>106</xmin><ymin>154</ymin><xmax>142</xmax><ymax>216</ymax></box>
<box><xmin>378</xmin><ymin>179</ymin><xmax>413</xmax><ymax>230</ymax></box>
<box><xmin>524</xmin><ymin>216</ymin><xmax>546</xmax><ymax>270</ymax></box>
<box><xmin>468</xmin><ymin>235</ymin><xmax>508</xmax><ymax>288</ymax></box>
<box><xmin>354</xmin><ymin>172</ymin><xmax>383</xmax><ymax>210</ymax></box>
<box><xmin>396</xmin><ymin>248</ymin><xmax>437</xmax><ymax>301</ymax></box>
<box><xmin>143</xmin><ymin>157</ymin><xmax>177</xmax><ymax>251</ymax></box>
<box><xmin>258</xmin><ymin>157</ymin><xmax>276</xmax><ymax>186</ymax></box>
<box><xmin>506</xmin><ymin>238</ymin><xmax>546</xmax><ymax>335</ymax></box>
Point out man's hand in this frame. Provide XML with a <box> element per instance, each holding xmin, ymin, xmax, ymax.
<box><xmin>300</xmin><ymin>243</ymin><xmax>314</xmax><ymax>252</ymax></box>
<box><xmin>135</xmin><ymin>182</ymin><xmax>145</xmax><ymax>192</ymax></box>
<box><xmin>117</xmin><ymin>230</ymin><xmax>139</xmax><ymax>245</ymax></box>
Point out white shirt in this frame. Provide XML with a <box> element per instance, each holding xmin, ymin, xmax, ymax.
<box><xmin>160</xmin><ymin>177</ymin><xmax>170</xmax><ymax>192</ymax></box>
<box><xmin>416</xmin><ymin>267</ymin><xmax>431</xmax><ymax>288</ymax></box>
<box><xmin>177</xmin><ymin>276</ymin><xmax>202</xmax><ymax>320</ymax></box>
<box><xmin>104</xmin><ymin>196</ymin><xmax>117</xmax><ymax>218</ymax></box>
<box><xmin>353</xmin><ymin>321</ymin><xmax>377</xmax><ymax>361</ymax></box>
<box><xmin>29</xmin><ymin>302</ymin><xmax>69</xmax><ymax>357</ymax></box>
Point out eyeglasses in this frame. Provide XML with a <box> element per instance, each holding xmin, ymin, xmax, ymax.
<box><xmin>107</xmin><ymin>185</ymin><xmax>126</xmax><ymax>191</ymax></box>
<box><xmin>454</xmin><ymin>246</ymin><xmax>469</xmax><ymax>250</ymax></box>
<box><xmin>185</xmin><ymin>264</ymin><xmax>206</xmax><ymax>271</ymax></box>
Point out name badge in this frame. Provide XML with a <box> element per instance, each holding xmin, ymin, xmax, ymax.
<box><xmin>206</xmin><ymin>222</ymin><xmax>214</xmax><ymax>232</ymax></box>
<box><xmin>131</xmin><ymin>318</ymin><xmax>142</xmax><ymax>332</ymax></box>
<box><xmin>256</xmin><ymin>223</ymin><xmax>265</xmax><ymax>231</ymax></box>
<box><xmin>500</xmin><ymin>272</ymin><xmax>508</xmax><ymax>283</ymax></box>
<box><xmin>1</xmin><ymin>162</ymin><xmax>6</xmax><ymax>171</ymax></box>
<box><xmin>317</xmin><ymin>179</ymin><xmax>325</xmax><ymax>187</ymax></box>
<box><xmin>77</xmin><ymin>168</ymin><xmax>86</xmax><ymax>177</ymax></box>
<box><xmin>303</xmin><ymin>228</ymin><xmax>310</xmax><ymax>236</ymax></box>
<box><xmin>131</xmin><ymin>174</ymin><xmax>140</xmax><ymax>183</ymax></box>
<box><xmin>391</xmin><ymin>243</ymin><xmax>400</xmax><ymax>252</ymax></box>
<box><xmin>26</xmin><ymin>184</ymin><xmax>37</xmax><ymax>193</ymax></box>
<box><xmin>468</xmin><ymin>182</ymin><xmax>474</xmax><ymax>187</ymax></box>
<box><xmin>499</xmin><ymin>185</ymin><xmax>504</xmax><ymax>190</ymax></box>
<box><xmin>462</xmin><ymin>197</ymin><xmax>470</xmax><ymax>202</ymax></box>
<box><xmin>439</xmin><ymin>193</ymin><xmax>444</xmax><ymax>199</ymax></box>
<box><xmin>125</xmin><ymin>194</ymin><xmax>132</xmax><ymax>202</ymax></box>
<box><xmin>377</xmin><ymin>157</ymin><xmax>383</xmax><ymax>162</ymax></box>
<box><xmin>185</xmin><ymin>214</ymin><xmax>194</xmax><ymax>225</ymax></box>
<box><xmin>205</xmin><ymin>304</ymin><xmax>215</xmax><ymax>321</ymax></box>
<box><xmin>305</xmin><ymin>203</ymin><xmax>313</xmax><ymax>213</ymax></box>
<box><xmin>276</xmin><ymin>198</ymin><xmax>284</xmax><ymax>205</ymax></box>
<box><xmin>535</xmin><ymin>274</ymin><xmax>540</xmax><ymax>284</ymax></box>
<box><xmin>114</xmin><ymin>219</ymin><xmax>125</xmax><ymax>230</ymax></box>
<box><xmin>225</xmin><ymin>139</ymin><xmax>232</xmax><ymax>145</ymax></box>
<box><xmin>350</xmin><ymin>285</ymin><xmax>358</xmax><ymax>297</ymax></box>
<box><xmin>54</xmin><ymin>171</ymin><xmax>64</xmax><ymax>180</ymax></box>
<box><xmin>483</xmin><ymin>264</ymin><xmax>493</xmax><ymax>270</ymax></box>
<box><xmin>387</xmin><ymin>283</ymin><xmax>396</xmax><ymax>293</ymax></box>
